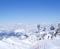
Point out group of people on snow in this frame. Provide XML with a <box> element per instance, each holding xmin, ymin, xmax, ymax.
<box><xmin>35</xmin><ymin>23</ymin><xmax>60</xmax><ymax>40</ymax></box>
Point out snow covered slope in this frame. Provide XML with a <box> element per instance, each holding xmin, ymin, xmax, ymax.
<box><xmin>0</xmin><ymin>24</ymin><xmax>60</xmax><ymax>49</ymax></box>
<box><xmin>0</xmin><ymin>36</ymin><xmax>60</xmax><ymax>49</ymax></box>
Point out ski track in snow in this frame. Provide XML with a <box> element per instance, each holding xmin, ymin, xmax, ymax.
<box><xmin>0</xmin><ymin>36</ymin><xmax>60</xmax><ymax>49</ymax></box>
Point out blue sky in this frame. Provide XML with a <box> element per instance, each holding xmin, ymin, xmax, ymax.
<box><xmin>0</xmin><ymin>0</ymin><xmax>60</xmax><ymax>24</ymax></box>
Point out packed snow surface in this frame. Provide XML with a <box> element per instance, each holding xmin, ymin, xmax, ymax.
<box><xmin>0</xmin><ymin>36</ymin><xmax>60</xmax><ymax>49</ymax></box>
